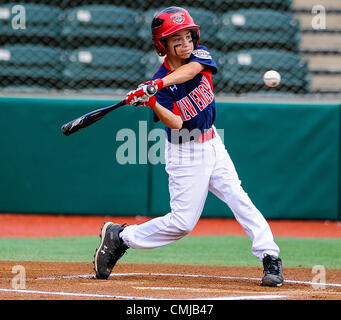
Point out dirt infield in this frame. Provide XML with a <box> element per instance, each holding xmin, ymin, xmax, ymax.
<box><xmin>1</xmin><ymin>214</ymin><xmax>341</xmax><ymax>300</ymax></box>
<box><xmin>1</xmin><ymin>261</ymin><xmax>341</xmax><ymax>300</ymax></box>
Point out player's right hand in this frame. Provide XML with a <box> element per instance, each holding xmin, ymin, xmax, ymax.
<box><xmin>125</xmin><ymin>78</ymin><xmax>163</xmax><ymax>106</ymax></box>
<box><xmin>126</xmin><ymin>89</ymin><xmax>157</xmax><ymax>109</ymax></box>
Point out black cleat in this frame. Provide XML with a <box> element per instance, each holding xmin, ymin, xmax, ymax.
<box><xmin>93</xmin><ymin>222</ymin><xmax>128</xmax><ymax>280</ymax></box>
<box><xmin>261</xmin><ymin>254</ymin><xmax>284</xmax><ymax>287</ymax></box>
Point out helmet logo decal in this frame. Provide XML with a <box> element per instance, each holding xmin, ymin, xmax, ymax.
<box><xmin>170</xmin><ymin>12</ymin><xmax>185</xmax><ymax>24</ymax></box>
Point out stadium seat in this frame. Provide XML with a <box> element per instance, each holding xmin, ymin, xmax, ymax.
<box><xmin>135</xmin><ymin>0</ymin><xmax>217</xmax><ymax>11</ymax></box>
<box><xmin>214</xmin><ymin>0</ymin><xmax>292</xmax><ymax>12</ymax></box>
<box><xmin>63</xmin><ymin>46</ymin><xmax>145</xmax><ymax>87</ymax></box>
<box><xmin>63</xmin><ymin>0</ymin><xmax>140</xmax><ymax>10</ymax></box>
<box><xmin>1</xmin><ymin>85</ymin><xmax>55</xmax><ymax>94</ymax></box>
<box><xmin>209</xmin><ymin>49</ymin><xmax>226</xmax><ymax>91</ymax></box>
<box><xmin>142</xmin><ymin>52</ymin><xmax>164</xmax><ymax>80</ymax></box>
<box><xmin>62</xmin><ymin>5</ymin><xmax>144</xmax><ymax>46</ymax></box>
<box><xmin>137</xmin><ymin>8</ymin><xmax>160</xmax><ymax>49</ymax></box>
<box><xmin>0</xmin><ymin>44</ymin><xmax>64</xmax><ymax>80</ymax></box>
<box><xmin>216</xmin><ymin>9</ymin><xmax>300</xmax><ymax>52</ymax></box>
<box><xmin>77</xmin><ymin>87</ymin><xmax>129</xmax><ymax>95</ymax></box>
<box><xmin>183</xmin><ymin>7</ymin><xmax>220</xmax><ymax>47</ymax></box>
<box><xmin>136</xmin><ymin>0</ymin><xmax>292</xmax><ymax>12</ymax></box>
<box><xmin>219</xmin><ymin>49</ymin><xmax>311</xmax><ymax>94</ymax></box>
<box><xmin>0</xmin><ymin>4</ymin><xmax>63</xmax><ymax>37</ymax></box>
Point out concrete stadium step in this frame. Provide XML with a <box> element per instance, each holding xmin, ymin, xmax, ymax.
<box><xmin>303</xmin><ymin>54</ymin><xmax>341</xmax><ymax>70</ymax></box>
<box><xmin>311</xmin><ymin>74</ymin><xmax>341</xmax><ymax>91</ymax></box>
<box><xmin>300</xmin><ymin>33</ymin><xmax>341</xmax><ymax>50</ymax></box>
<box><xmin>294</xmin><ymin>13</ymin><xmax>341</xmax><ymax>29</ymax></box>
<box><xmin>293</xmin><ymin>0</ymin><xmax>341</xmax><ymax>9</ymax></box>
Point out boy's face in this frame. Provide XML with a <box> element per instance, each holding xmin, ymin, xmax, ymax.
<box><xmin>166</xmin><ymin>29</ymin><xmax>194</xmax><ymax>60</ymax></box>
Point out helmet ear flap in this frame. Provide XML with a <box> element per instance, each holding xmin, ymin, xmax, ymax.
<box><xmin>159</xmin><ymin>38</ymin><xmax>167</xmax><ymax>56</ymax></box>
<box><xmin>154</xmin><ymin>38</ymin><xmax>167</xmax><ymax>56</ymax></box>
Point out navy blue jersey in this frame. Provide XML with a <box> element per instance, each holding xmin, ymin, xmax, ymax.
<box><xmin>152</xmin><ymin>45</ymin><xmax>218</xmax><ymax>143</ymax></box>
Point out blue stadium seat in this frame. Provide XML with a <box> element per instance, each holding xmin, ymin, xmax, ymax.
<box><xmin>135</xmin><ymin>0</ymin><xmax>292</xmax><ymax>12</ymax></box>
<box><xmin>63</xmin><ymin>1</ymin><xmax>140</xmax><ymax>10</ymax></box>
<box><xmin>214</xmin><ymin>0</ymin><xmax>292</xmax><ymax>12</ymax></box>
<box><xmin>62</xmin><ymin>5</ymin><xmax>143</xmax><ymax>45</ymax></box>
<box><xmin>135</xmin><ymin>1</ymin><xmax>217</xmax><ymax>11</ymax></box>
<box><xmin>137</xmin><ymin>8</ymin><xmax>160</xmax><ymax>48</ymax></box>
<box><xmin>209</xmin><ymin>49</ymin><xmax>226</xmax><ymax>91</ymax></box>
<box><xmin>219</xmin><ymin>49</ymin><xmax>311</xmax><ymax>94</ymax></box>
<box><xmin>183</xmin><ymin>7</ymin><xmax>220</xmax><ymax>47</ymax></box>
<box><xmin>0</xmin><ymin>4</ymin><xmax>63</xmax><ymax>37</ymax></box>
<box><xmin>216</xmin><ymin>9</ymin><xmax>300</xmax><ymax>52</ymax></box>
<box><xmin>142</xmin><ymin>52</ymin><xmax>164</xmax><ymax>80</ymax></box>
<box><xmin>63</xmin><ymin>46</ymin><xmax>145</xmax><ymax>87</ymax></box>
<box><xmin>0</xmin><ymin>44</ymin><xmax>64</xmax><ymax>79</ymax></box>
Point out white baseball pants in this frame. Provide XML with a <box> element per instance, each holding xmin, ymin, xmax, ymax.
<box><xmin>120</xmin><ymin>127</ymin><xmax>280</xmax><ymax>261</ymax></box>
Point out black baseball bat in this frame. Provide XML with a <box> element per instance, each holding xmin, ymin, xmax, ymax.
<box><xmin>61</xmin><ymin>84</ymin><xmax>157</xmax><ymax>136</ymax></box>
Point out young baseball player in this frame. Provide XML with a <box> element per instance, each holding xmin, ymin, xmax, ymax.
<box><xmin>94</xmin><ymin>7</ymin><xmax>284</xmax><ymax>287</ymax></box>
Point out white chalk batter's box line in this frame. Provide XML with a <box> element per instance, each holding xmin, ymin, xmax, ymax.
<box><xmin>33</xmin><ymin>272</ymin><xmax>341</xmax><ymax>288</ymax></box>
<box><xmin>0</xmin><ymin>287</ymin><xmax>288</xmax><ymax>300</ymax></box>
<box><xmin>1</xmin><ymin>271</ymin><xmax>341</xmax><ymax>300</ymax></box>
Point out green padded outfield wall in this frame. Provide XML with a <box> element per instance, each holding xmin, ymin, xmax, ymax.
<box><xmin>0</xmin><ymin>97</ymin><xmax>340</xmax><ymax>220</ymax></box>
<box><xmin>0</xmin><ymin>97</ymin><xmax>150</xmax><ymax>216</ymax></box>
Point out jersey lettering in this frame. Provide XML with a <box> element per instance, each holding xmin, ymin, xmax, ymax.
<box><xmin>199</xmin><ymin>76</ymin><xmax>214</xmax><ymax>104</ymax></box>
<box><xmin>176</xmin><ymin>96</ymin><xmax>197</xmax><ymax>120</ymax></box>
<box><xmin>190</xmin><ymin>88</ymin><xmax>208</xmax><ymax>111</ymax></box>
<box><xmin>176</xmin><ymin>75</ymin><xmax>214</xmax><ymax>119</ymax></box>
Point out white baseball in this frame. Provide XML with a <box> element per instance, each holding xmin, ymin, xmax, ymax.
<box><xmin>263</xmin><ymin>70</ymin><xmax>281</xmax><ymax>87</ymax></box>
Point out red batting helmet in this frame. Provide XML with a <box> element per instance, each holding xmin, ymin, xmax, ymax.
<box><xmin>151</xmin><ymin>7</ymin><xmax>200</xmax><ymax>56</ymax></box>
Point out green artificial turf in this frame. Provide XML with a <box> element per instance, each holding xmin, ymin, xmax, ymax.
<box><xmin>0</xmin><ymin>235</ymin><xmax>340</xmax><ymax>269</ymax></box>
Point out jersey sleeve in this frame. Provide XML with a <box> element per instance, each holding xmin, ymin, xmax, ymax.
<box><xmin>188</xmin><ymin>45</ymin><xmax>218</xmax><ymax>75</ymax></box>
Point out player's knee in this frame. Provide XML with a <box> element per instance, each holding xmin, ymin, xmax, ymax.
<box><xmin>174</xmin><ymin>221</ymin><xmax>193</xmax><ymax>235</ymax></box>
<box><xmin>177</xmin><ymin>224</ymin><xmax>193</xmax><ymax>235</ymax></box>
<box><xmin>171</xmin><ymin>214</ymin><xmax>194</xmax><ymax>236</ymax></box>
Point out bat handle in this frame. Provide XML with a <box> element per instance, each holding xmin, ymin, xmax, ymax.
<box><xmin>146</xmin><ymin>84</ymin><xmax>157</xmax><ymax>97</ymax></box>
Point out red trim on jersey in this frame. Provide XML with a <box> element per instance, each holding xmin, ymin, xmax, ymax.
<box><xmin>172</xmin><ymin>102</ymin><xmax>180</xmax><ymax>116</ymax></box>
<box><xmin>195</xmin><ymin>127</ymin><xmax>215</xmax><ymax>143</ymax></box>
<box><xmin>200</xmin><ymin>69</ymin><xmax>214</xmax><ymax>90</ymax></box>
<box><xmin>164</xmin><ymin>57</ymin><xmax>174</xmax><ymax>73</ymax></box>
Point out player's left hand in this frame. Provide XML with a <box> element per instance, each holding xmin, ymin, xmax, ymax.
<box><xmin>141</xmin><ymin>78</ymin><xmax>163</xmax><ymax>92</ymax></box>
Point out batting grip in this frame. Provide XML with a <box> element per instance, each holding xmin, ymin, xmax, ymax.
<box><xmin>145</xmin><ymin>84</ymin><xmax>157</xmax><ymax>97</ymax></box>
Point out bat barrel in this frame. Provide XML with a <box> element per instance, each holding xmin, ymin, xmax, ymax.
<box><xmin>61</xmin><ymin>120</ymin><xmax>82</xmax><ymax>136</ymax></box>
<box><xmin>61</xmin><ymin>86</ymin><xmax>156</xmax><ymax>137</ymax></box>
<box><xmin>61</xmin><ymin>99</ymin><xmax>126</xmax><ymax>136</ymax></box>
